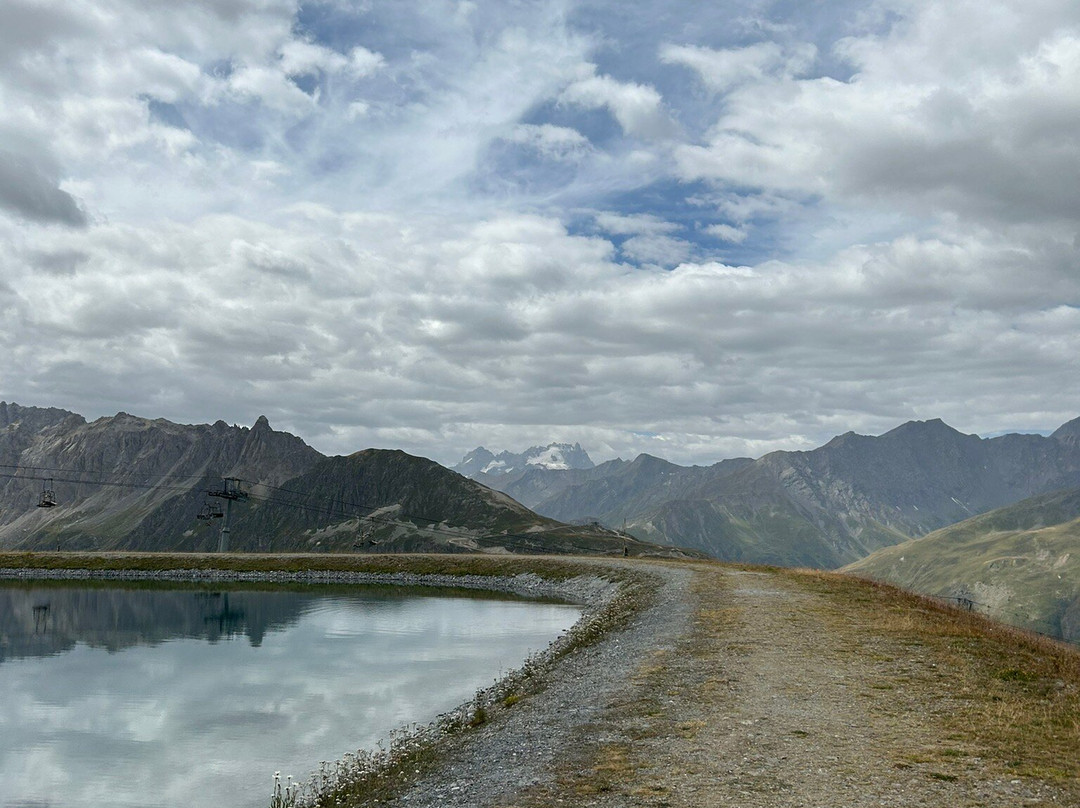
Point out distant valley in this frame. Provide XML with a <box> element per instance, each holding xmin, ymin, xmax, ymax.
<box><xmin>845</xmin><ymin>487</ymin><xmax>1080</xmax><ymax>643</ymax></box>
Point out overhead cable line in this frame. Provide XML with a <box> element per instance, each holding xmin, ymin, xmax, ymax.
<box><xmin>0</xmin><ymin>462</ymin><xmax>583</xmax><ymax>547</ymax></box>
<box><xmin>0</xmin><ymin>470</ymin><xmax>204</xmax><ymax>495</ymax></box>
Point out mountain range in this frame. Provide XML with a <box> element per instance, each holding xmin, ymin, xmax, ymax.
<box><xmin>458</xmin><ymin>418</ymin><xmax>1080</xmax><ymax>568</ymax></box>
<box><xmin>0</xmin><ymin>403</ymin><xmax>668</xmax><ymax>557</ymax></box>
<box><xmin>9</xmin><ymin>399</ymin><xmax>1080</xmax><ymax>639</ymax></box>
<box><xmin>453</xmin><ymin>443</ymin><xmax>595</xmax><ymax>477</ymax></box>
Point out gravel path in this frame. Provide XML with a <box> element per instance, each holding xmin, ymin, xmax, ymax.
<box><xmin>388</xmin><ymin>561</ymin><xmax>1078</xmax><ymax>808</ymax></box>
<box><xmin>611</xmin><ymin>568</ymin><xmax>1071</xmax><ymax>807</ymax></box>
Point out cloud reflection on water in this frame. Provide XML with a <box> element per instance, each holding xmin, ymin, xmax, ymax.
<box><xmin>0</xmin><ymin>585</ymin><xmax>579</xmax><ymax>808</ymax></box>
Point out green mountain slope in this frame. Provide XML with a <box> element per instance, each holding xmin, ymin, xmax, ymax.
<box><xmin>231</xmin><ymin>449</ymin><xmax>670</xmax><ymax>555</ymax></box>
<box><xmin>843</xmin><ymin>487</ymin><xmax>1080</xmax><ymax>642</ymax></box>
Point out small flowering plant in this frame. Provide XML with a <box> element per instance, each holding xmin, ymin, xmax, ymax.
<box><xmin>270</xmin><ymin>772</ymin><xmax>300</xmax><ymax>808</ymax></box>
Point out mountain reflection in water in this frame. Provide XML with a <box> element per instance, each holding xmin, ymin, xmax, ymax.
<box><xmin>0</xmin><ymin>584</ymin><xmax>326</xmax><ymax>660</ymax></box>
<box><xmin>0</xmin><ymin>582</ymin><xmax>580</xmax><ymax>808</ymax></box>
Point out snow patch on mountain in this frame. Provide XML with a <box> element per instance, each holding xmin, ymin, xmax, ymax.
<box><xmin>453</xmin><ymin>443</ymin><xmax>594</xmax><ymax>478</ymax></box>
<box><xmin>527</xmin><ymin>446</ymin><xmax>572</xmax><ymax>469</ymax></box>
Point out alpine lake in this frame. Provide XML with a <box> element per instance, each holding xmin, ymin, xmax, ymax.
<box><xmin>0</xmin><ymin>580</ymin><xmax>581</xmax><ymax>808</ymax></box>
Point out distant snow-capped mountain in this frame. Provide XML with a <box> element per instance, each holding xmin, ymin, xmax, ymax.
<box><xmin>453</xmin><ymin>443</ymin><xmax>595</xmax><ymax>477</ymax></box>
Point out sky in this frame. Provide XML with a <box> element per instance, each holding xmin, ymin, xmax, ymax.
<box><xmin>1</xmin><ymin>0</ymin><xmax>1079</xmax><ymax>466</ymax></box>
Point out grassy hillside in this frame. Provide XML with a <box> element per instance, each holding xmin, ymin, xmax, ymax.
<box><xmin>843</xmin><ymin>487</ymin><xmax>1080</xmax><ymax>642</ymax></box>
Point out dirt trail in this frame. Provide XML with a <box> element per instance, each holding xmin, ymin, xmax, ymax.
<box><xmin>398</xmin><ymin>561</ymin><xmax>1079</xmax><ymax>808</ymax></box>
<box><xmin>603</xmin><ymin>567</ymin><xmax>1071</xmax><ymax>807</ymax></box>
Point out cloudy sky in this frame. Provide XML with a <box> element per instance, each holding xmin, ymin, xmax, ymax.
<box><xmin>1</xmin><ymin>0</ymin><xmax>1078</xmax><ymax>466</ymax></box>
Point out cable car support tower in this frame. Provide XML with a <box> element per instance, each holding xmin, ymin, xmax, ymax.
<box><xmin>207</xmin><ymin>477</ymin><xmax>248</xmax><ymax>553</ymax></box>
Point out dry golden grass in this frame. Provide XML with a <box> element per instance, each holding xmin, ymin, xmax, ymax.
<box><xmin>788</xmin><ymin>568</ymin><xmax>1080</xmax><ymax>780</ymax></box>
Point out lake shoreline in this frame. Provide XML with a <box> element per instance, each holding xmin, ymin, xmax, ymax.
<box><xmin>0</xmin><ymin>564</ymin><xmax>622</xmax><ymax>606</ymax></box>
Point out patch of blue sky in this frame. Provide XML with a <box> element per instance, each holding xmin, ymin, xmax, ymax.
<box><xmin>472</xmin><ymin>140</ymin><xmax>584</xmax><ymax>200</ymax></box>
<box><xmin>146</xmin><ymin>100</ymin><xmax>189</xmax><ymax>132</ymax></box>
<box><xmin>297</xmin><ymin>1</ymin><xmax>550</xmax><ymax>70</ymax></box>
<box><xmin>290</xmin><ymin>73</ymin><xmax>321</xmax><ymax>97</ymax></box>
<box><xmin>565</xmin><ymin>178</ymin><xmax>791</xmax><ymax>267</ymax></box>
<box><xmin>521</xmin><ymin>101</ymin><xmax>625</xmax><ymax>152</ymax></box>
<box><xmin>567</xmin><ymin>0</ymin><xmax>757</xmax><ymax>54</ymax></box>
<box><xmin>294</xmin><ymin>2</ymin><xmax>392</xmax><ymax>57</ymax></box>
<box><xmin>203</xmin><ymin>58</ymin><xmax>235</xmax><ymax>81</ymax></box>
<box><xmin>567</xmin><ymin>0</ymin><xmax>869</xmax><ymax>80</ymax></box>
<box><xmin>173</xmin><ymin>100</ymin><xmax>269</xmax><ymax>154</ymax></box>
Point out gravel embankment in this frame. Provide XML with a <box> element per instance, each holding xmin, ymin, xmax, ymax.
<box><xmin>390</xmin><ymin>559</ymin><xmax>694</xmax><ymax>807</ymax></box>
<box><xmin>0</xmin><ymin>566</ymin><xmax>616</xmax><ymax>603</ymax></box>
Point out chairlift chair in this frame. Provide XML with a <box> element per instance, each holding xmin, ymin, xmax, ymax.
<box><xmin>37</xmin><ymin>479</ymin><xmax>58</xmax><ymax>508</ymax></box>
<box><xmin>196</xmin><ymin>502</ymin><xmax>224</xmax><ymax>521</ymax></box>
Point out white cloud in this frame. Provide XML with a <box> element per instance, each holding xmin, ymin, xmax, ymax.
<box><xmin>674</xmin><ymin>1</ymin><xmax>1080</xmax><ymax>228</ymax></box>
<box><xmin>1</xmin><ymin>0</ymin><xmax>1079</xmax><ymax>468</ymax></box>
<box><xmin>227</xmin><ymin>64</ymin><xmax>317</xmax><ymax>112</ymax></box>
<box><xmin>593</xmin><ymin>212</ymin><xmax>679</xmax><ymax>236</ymax></box>
<box><xmin>619</xmin><ymin>233</ymin><xmax>693</xmax><ymax>266</ymax></box>
<box><xmin>278</xmin><ymin>40</ymin><xmax>384</xmax><ymax>78</ymax></box>
<box><xmin>705</xmin><ymin>223</ymin><xmax>748</xmax><ymax>243</ymax></box>
<box><xmin>278</xmin><ymin>38</ymin><xmax>349</xmax><ymax>75</ymax></box>
<box><xmin>660</xmin><ymin>41</ymin><xmax>816</xmax><ymax>91</ymax></box>
<box><xmin>0</xmin><ymin>142</ymin><xmax>87</xmax><ymax>227</ymax></box>
<box><xmin>5</xmin><ymin>202</ymin><xmax>1078</xmax><ymax>464</ymax></box>
<box><xmin>506</xmin><ymin>124</ymin><xmax>591</xmax><ymax>160</ymax></box>
<box><xmin>346</xmin><ymin>46</ymin><xmax>386</xmax><ymax>77</ymax></box>
<box><xmin>560</xmin><ymin>69</ymin><xmax>677</xmax><ymax>140</ymax></box>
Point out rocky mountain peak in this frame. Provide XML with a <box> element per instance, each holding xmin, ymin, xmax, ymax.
<box><xmin>820</xmin><ymin>430</ymin><xmax>862</xmax><ymax>449</ymax></box>
<box><xmin>0</xmin><ymin>402</ymin><xmax>80</xmax><ymax>433</ymax></box>
<box><xmin>630</xmin><ymin>453</ymin><xmax>676</xmax><ymax>471</ymax></box>
<box><xmin>882</xmin><ymin>418</ymin><xmax>967</xmax><ymax>441</ymax></box>
<box><xmin>1052</xmin><ymin>416</ymin><xmax>1080</xmax><ymax>444</ymax></box>
<box><xmin>453</xmin><ymin>442</ymin><xmax>594</xmax><ymax>478</ymax></box>
<box><xmin>453</xmin><ymin>447</ymin><xmax>497</xmax><ymax>477</ymax></box>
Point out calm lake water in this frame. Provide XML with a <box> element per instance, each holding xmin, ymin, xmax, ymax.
<box><xmin>0</xmin><ymin>582</ymin><xmax>580</xmax><ymax>808</ymax></box>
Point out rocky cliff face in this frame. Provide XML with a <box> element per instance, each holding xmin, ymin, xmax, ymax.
<box><xmin>0</xmin><ymin>404</ymin><xmax>322</xmax><ymax>550</ymax></box>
